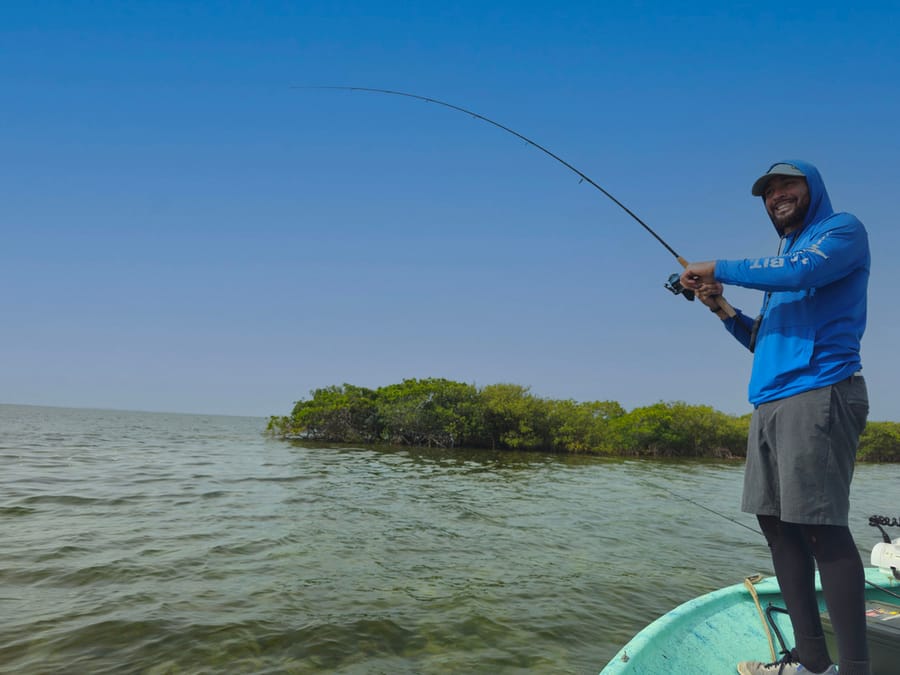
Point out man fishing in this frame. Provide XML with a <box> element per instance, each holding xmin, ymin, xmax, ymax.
<box><xmin>681</xmin><ymin>160</ymin><xmax>871</xmax><ymax>675</ymax></box>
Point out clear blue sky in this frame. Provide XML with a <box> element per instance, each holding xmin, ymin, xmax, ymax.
<box><xmin>3</xmin><ymin>1</ymin><xmax>899</xmax><ymax>420</ymax></box>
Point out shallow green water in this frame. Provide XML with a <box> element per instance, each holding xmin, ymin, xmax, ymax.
<box><xmin>2</xmin><ymin>404</ymin><xmax>897</xmax><ymax>674</ymax></box>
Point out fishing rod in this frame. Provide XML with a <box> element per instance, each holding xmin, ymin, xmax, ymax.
<box><xmin>298</xmin><ymin>85</ymin><xmax>736</xmax><ymax>317</ymax></box>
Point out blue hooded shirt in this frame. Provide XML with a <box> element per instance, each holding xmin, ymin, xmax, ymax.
<box><xmin>714</xmin><ymin>160</ymin><xmax>870</xmax><ymax>406</ymax></box>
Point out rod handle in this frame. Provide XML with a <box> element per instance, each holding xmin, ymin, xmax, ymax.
<box><xmin>677</xmin><ymin>257</ymin><xmax>737</xmax><ymax>318</ymax></box>
<box><xmin>712</xmin><ymin>295</ymin><xmax>737</xmax><ymax>318</ymax></box>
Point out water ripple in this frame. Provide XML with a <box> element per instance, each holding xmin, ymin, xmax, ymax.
<box><xmin>2</xmin><ymin>404</ymin><xmax>897</xmax><ymax>674</ymax></box>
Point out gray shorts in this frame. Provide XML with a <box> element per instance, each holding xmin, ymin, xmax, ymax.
<box><xmin>741</xmin><ymin>374</ymin><xmax>869</xmax><ymax>526</ymax></box>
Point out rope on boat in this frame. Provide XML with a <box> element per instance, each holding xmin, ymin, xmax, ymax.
<box><xmin>744</xmin><ymin>574</ymin><xmax>777</xmax><ymax>662</ymax></box>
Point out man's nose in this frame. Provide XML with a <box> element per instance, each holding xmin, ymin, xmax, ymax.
<box><xmin>769</xmin><ymin>185</ymin><xmax>788</xmax><ymax>200</ymax></box>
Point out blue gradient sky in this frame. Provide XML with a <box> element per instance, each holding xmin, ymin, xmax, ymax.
<box><xmin>3</xmin><ymin>1</ymin><xmax>899</xmax><ymax>419</ymax></box>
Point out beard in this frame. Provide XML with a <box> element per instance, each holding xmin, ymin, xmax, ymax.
<box><xmin>767</xmin><ymin>192</ymin><xmax>810</xmax><ymax>235</ymax></box>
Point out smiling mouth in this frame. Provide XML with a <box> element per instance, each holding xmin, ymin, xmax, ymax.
<box><xmin>773</xmin><ymin>201</ymin><xmax>795</xmax><ymax>215</ymax></box>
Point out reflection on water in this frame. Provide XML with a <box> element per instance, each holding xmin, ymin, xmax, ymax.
<box><xmin>1</xmin><ymin>404</ymin><xmax>896</xmax><ymax>674</ymax></box>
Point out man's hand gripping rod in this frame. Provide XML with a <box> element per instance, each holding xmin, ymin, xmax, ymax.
<box><xmin>666</xmin><ymin>257</ymin><xmax>736</xmax><ymax>318</ymax></box>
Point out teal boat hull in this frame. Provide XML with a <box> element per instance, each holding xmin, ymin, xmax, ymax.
<box><xmin>601</xmin><ymin>567</ymin><xmax>900</xmax><ymax>675</ymax></box>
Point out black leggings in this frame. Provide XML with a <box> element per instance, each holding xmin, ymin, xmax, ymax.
<box><xmin>757</xmin><ymin>515</ymin><xmax>868</xmax><ymax>672</ymax></box>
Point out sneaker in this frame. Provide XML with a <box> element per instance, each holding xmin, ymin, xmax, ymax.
<box><xmin>736</xmin><ymin>653</ymin><xmax>837</xmax><ymax>674</ymax></box>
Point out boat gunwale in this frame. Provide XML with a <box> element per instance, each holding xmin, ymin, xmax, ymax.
<box><xmin>600</xmin><ymin>567</ymin><xmax>899</xmax><ymax>674</ymax></box>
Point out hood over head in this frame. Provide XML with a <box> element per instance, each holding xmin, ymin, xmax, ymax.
<box><xmin>752</xmin><ymin>159</ymin><xmax>834</xmax><ymax>234</ymax></box>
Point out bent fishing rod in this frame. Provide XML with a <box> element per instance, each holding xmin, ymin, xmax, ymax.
<box><xmin>298</xmin><ymin>85</ymin><xmax>735</xmax><ymax>317</ymax></box>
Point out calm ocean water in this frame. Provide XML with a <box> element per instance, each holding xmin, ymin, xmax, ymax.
<box><xmin>2</xmin><ymin>404</ymin><xmax>898</xmax><ymax>674</ymax></box>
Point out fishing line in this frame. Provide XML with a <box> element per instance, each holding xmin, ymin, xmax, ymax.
<box><xmin>298</xmin><ymin>85</ymin><xmax>735</xmax><ymax>315</ymax></box>
<box><xmin>650</xmin><ymin>480</ymin><xmax>762</xmax><ymax>536</ymax></box>
<box><xmin>655</xmin><ymin>482</ymin><xmax>900</xmax><ymax>585</ymax></box>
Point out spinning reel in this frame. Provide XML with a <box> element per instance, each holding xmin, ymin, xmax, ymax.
<box><xmin>665</xmin><ymin>272</ymin><xmax>695</xmax><ymax>301</ymax></box>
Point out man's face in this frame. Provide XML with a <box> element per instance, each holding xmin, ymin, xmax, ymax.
<box><xmin>763</xmin><ymin>175</ymin><xmax>810</xmax><ymax>235</ymax></box>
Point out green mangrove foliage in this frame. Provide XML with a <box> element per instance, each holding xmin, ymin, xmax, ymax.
<box><xmin>268</xmin><ymin>378</ymin><xmax>749</xmax><ymax>457</ymax></box>
<box><xmin>267</xmin><ymin>379</ymin><xmax>900</xmax><ymax>460</ymax></box>
<box><xmin>858</xmin><ymin>421</ymin><xmax>900</xmax><ymax>462</ymax></box>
